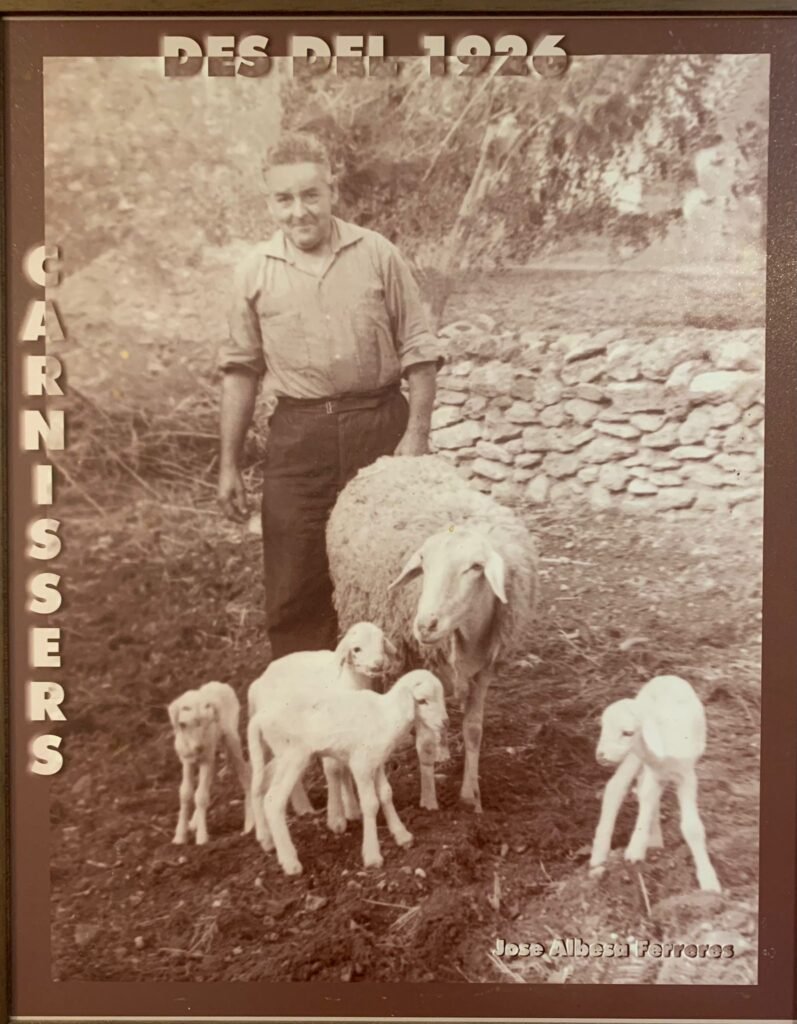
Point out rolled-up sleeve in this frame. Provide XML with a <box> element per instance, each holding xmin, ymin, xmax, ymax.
<box><xmin>217</xmin><ymin>251</ymin><xmax>267</xmax><ymax>377</ymax></box>
<box><xmin>381</xmin><ymin>242</ymin><xmax>445</xmax><ymax>374</ymax></box>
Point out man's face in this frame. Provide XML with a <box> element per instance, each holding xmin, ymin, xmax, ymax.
<box><xmin>264</xmin><ymin>161</ymin><xmax>335</xmax><ymax>252</ymax></box>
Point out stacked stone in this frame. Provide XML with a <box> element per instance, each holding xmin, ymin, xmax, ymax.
<box><xmin>429</xmin><ymin>321</ymin><xmax>763</xmax><ymax>519</ymax></box>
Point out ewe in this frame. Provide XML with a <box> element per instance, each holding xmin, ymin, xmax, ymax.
<box><xmin>327</xmin><ymin>454</ymin><xmax>539</xmax><ymax>812</ymax></box>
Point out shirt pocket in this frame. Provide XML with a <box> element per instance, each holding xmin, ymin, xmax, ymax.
<box><xmin>351</xmin><ymin>286</ymin><xmax>397</xmax><ymax>378</ymax></box>
<box><xmin>258</xmin><ymin>309</ymin><xmax>308</xmax><ymax>372</ymax></box>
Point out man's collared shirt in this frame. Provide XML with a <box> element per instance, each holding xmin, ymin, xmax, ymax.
<box><xmin>219</xmin><ymin>217</ymin><xmax>442</xmax><ymax>399</ymax></box>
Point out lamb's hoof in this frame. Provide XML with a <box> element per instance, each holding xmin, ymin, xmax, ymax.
<box><xmin>648</xmin><ymin>837</ymin><xmax>663</xmax><ymax>850</ymax></box>
<box><xmin>242</xmin><ymin>823</ymin><xmax>255</xmax><ymax>836</ymax></box>
<box><xmin>419</xmin><ymin>795</ymin><xmax>438</xmax><ymax>811</ymax></box>
<box><xmin>363</xmin><ymin>854</ymin><xmax>384</xmax><ymax>870</ymax></box>
<box><xmin>460</xmin><ymin>792</ymin><xmax>483</xmax><ymax>814</ymax></box>
<box><xmin>172</xmin><ymin>835</ymin><xmax>187</xmax><ymax>846</ymax></box>
<box><xmin>624</xmin><ymin>845</ymin><xmax>646</xmax><ymax>864</ymax></box>
<box><xmin>195</xmin><ymin>834</ymin><xmax>209</xmax><ymax>846</ymax></box>
<box><xmin>281</xmin><ymin>859</ymin><xmax>303</xmax><ymax>877</ymax></box>
<box><xmin>589</xmin><ymin>863</ymin><xmax>606</xmax><ymax>879</ymax></box>
<box><xmin>699</xmin><ymin>872</ymin><xmax>722</xmax><ymax>894</ymax></box>
<box><xmin>327</xmin><ymin>817</ymin><xmax>347</xmax><ymax>836</ymax></box>
<box><xmin>258</xmin><ymin>836</ymin><xmax>275</xmax><ymax>853</ymax></box>
<box><xmin>394</xmin><ymin>830</ymin><xmax>414</xmax><ymax>849</ymax></box>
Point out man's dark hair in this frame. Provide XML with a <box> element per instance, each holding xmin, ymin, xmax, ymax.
<box><xmin>262</xmin><ymin>132</ymin><xmax>332</xmax><ymax>177</ymax></box>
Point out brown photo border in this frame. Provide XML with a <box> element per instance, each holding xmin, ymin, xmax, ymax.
<box><xmin>2</xmin><ymin>8</ymin><xmax>797</xmax><ymax>1024</ymax></box>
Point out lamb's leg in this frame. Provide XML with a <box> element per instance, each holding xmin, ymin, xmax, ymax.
<box><xmin>222</xmin><ymin>727</ymin><xmax>254</xmax><ymax>835</ymax></box>
<box><xmin>289</xmin><ymin>781</ymin><xmax>315</xmax><ymax>816</ymax></box>
<box><xmin>624</xmin><ymin>765</ymin><xmax>661</xmax><ymax>864</ymax></box>
<box><xmin>192</xmin><ymin>759</ymin><xmax>214</xmax><ymax>845</ymax></box>
<box><xmin>415</xmin><ymin>720</ymin><xmax>439</xmax><ymax>811</ymax></box>
<box><xmin>341</xmin><ymin>769</ymin><xmax>361</xmax><ymax>820</ymax></box>
<box><xmin>350</xmin><ymin>758</ymin><xmax>383</xmax><ymax>869</ymax></box>
<box><xmin>460</xmin><ymin>671</ymin><xmax>491</xmax><ymax>813</ymax></box>
<box><xmin>676</xmin><ymin>768</ymin><xmax>722</xmax><ymax>893</ymax></box>
<box><xmin>375</xmin><ymin>765</ymin><xmax>413</xmax><ymax>849</ymax></box>
<box><xmin>323</xmin><ymin>755</ymin><xmax>348</xmax><ymax>835</ymax></box>
<box><xmin>246</xmin><ymin>719</ymin><xmax>274</xmax><ymax>851</ymax></box>
<box><xmin>648</xmin><ymin>783</ymin><xmax>664</xmax><ymax>849</ymax></box>
<box><xmin>264</xmin><ymin>751</ymin><xmax>311</xmax><ymax>876</ymax></box>
<box><xmin>173</xmin><ymin>760</ymin><xmax>195</xmax><ymax>845</ymax></box>
<box><xmin>589</xmin><ymin>753</ymin><xmax>641</xmax><ymax>874</ymax></box>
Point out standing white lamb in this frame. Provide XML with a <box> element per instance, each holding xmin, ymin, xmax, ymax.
<box><xmin>589</xmin><ymin>674</ymin><xmax>722</xmax><ymax>894</ymax></box>
<box><xmin>168</xmin><ymin>681</ymin><xmax>252</xmax><ymax>845</ymax></box>
<box><xmin>326</xmin><ymin>454</ymin><xmax>539</xmax><ymax>814</ymax></box>
<box><xmin>247</xmin><ymin>621</ymin><xmax>397</xmax><ymax>831</ymax></box>
<box><xmin>249</xmin><ymin>668</ymin><xmax>448</xmax><ymax>875</ymax></box>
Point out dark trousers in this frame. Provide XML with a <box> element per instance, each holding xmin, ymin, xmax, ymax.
<box><xmin>261</xmin><ymin>386</ymin><xmax>409</xmax><ymax>660</ymax></box>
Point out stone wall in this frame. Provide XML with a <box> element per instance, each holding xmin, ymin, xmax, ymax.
<box><xmin>429</xmin><ymin>320</ymin><xmax>764</xmax><ymax>519</ymax></box>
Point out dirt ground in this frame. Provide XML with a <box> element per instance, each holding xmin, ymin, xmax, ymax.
<box><xmin>49</xmin><ymin>266</ymin><xmax>762</xmax><ymax>985</ymax></box>
<box><xmin>50</xmin><ymin>494</ymin><xmax>761</xmax><ymax>985</ymax></box>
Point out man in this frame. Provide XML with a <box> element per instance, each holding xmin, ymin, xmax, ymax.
<box><xmin>217</xmin><ymin>132</ymin><xmax>442</xmax><ymax>659</ymax></box>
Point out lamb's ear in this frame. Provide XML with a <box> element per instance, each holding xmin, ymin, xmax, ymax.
<box><xmin>641</xmin><ymin>716</ymin><xmax>666</xmax><ymax>760</ymax></box>
<box><xmin>167</xmin><ymin>699</ymin><xmax>181</xmax><ymax>728</ymax></box>
<box><xmin>333</xmin><ymin>634</ymin><xmax>351</xmax><ymax>669</ymax></box>
<box><xmin>484</xmin><ymin>550</ymin><xmax>508</xmax><ymax>604</ymax></box>
<box><xmin>388</xmin><ymin>548</ymin><xmax>423</xmax><ymax>591</ymax></box>
<box><xmin>201</xmin><ymin>700</ymin><xmax>220</xmax><ymax>723</ymax></box>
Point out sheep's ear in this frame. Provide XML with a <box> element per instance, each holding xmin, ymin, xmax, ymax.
<box><xmin>388</xmin><ymin>548</ymin><xmax>423</xmax><ymax>591</ymax></box>
<box><xmin>484</xmin><ymin>550</ymin><xmax>508</xmax><ymax>604</ymax></box>
<box><xmin>641</xmin><ymin>716</ymin><xmax>666</xmax><ymax>760</ymax></box>
<box><xmin>167</xmin><ymin>700</ymin><xmax>181</xmax><ymax>728</ymax></box>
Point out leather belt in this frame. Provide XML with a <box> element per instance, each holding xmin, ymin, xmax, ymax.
<box><xmin>276</xmin><ymin>381</ymin><xmax>401</xmax><ymax>414</ymax></box>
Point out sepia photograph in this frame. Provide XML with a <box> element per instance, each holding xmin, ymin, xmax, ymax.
<box><xmin>36</xmin><ymin>46</ymin><xmax>770</xmax><ymax>989</ymax></box>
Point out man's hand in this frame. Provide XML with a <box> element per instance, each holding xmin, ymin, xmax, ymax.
<box><xmin>218</xmin><ymin>369</ymin><xmax>259</xmax><ymax>522</ymax></box>
<box><xmin>218</xmin><ymin>464</ymin><xmax>249</xmax><ymax>522</ymax></box>
<box><xmin>394</xmin><ymin>428</ymin><xmax>430</xmax><ymax>457</ymax></box>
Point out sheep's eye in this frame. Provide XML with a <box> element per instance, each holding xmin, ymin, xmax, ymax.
<box><xmin>466</xmin><ymin>563</ymin><xmax>483</xmax><ymax>573</ymax></box>
<box><xmin>621</xmin><ymin>729</ymin><xmax>635</xmax><ymax>737</ymax></box>
<box><xmin>417</xmin><ymin>697</ymin><xmax>429</xmax><ymax>705</ymax></box>
<box><xmin>352</xmin><ymin>646</ymin><xmax>361</xmax><ymax>654</ymax></box>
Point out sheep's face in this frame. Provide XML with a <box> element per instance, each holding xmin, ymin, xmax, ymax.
<box><xmin>169</xmin><ymin>693</ymin><xmax>219</xmax><ymax>761</ymax></box>
<box><xmin>405</xmin><ymin>670</ymin><xmax>448</xmax><ymax>739</ymax></box>
<box><xmin>339</xmin><ymin>622</ymin><xmax>397</xmax><ymax>679</ymax></box>
<box><xmin>596</xmin><ymin>699</ymin><xmax>639</xmax><ymax>766</ymax></box>
<box><xmin>390</xmin><ymin>529</ymin><xmax>507</xmax><ymax>647</ymax></box>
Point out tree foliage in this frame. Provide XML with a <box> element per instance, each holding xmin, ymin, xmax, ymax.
<box><xmin>45</xmin><ymin>53</ymin><xmax>768</xmax><ymax>280</ymax></box>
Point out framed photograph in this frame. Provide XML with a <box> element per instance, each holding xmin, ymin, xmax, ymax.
<box><xmin>3</xmin><ymin>7</ymin><xmax>796</xmax><ymax>1024</ymax></box>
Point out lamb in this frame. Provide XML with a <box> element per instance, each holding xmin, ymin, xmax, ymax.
<box><xmin>247</xmin><ymin>621</ymin><xmax>397</xmax><ymax>831</ymax></box>
<box><xmin>589</xmin><ymin>674</ymin><xmax>721</xmax><ymax>893</ymax></box>
<box><xmin>248</xmin><ymin>668</ymin><xmax>448</xmax><ymax>875</ymax></box>
<box><xmin>168</xmin><ymin>681</ymin><xmax>252</xmax><ymax>845</ymax></box>
<box><xmin>326</xmin><ymin>454</ymin><xmax>539</xmax><ymax>813</ymax></box>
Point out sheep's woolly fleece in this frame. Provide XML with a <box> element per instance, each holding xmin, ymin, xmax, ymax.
<box><xmin>326</xmin><ymin>455</ymin><xmax>539</xmax><ymax>681</ymax></box>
